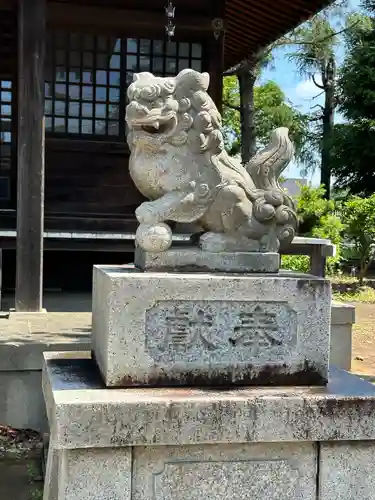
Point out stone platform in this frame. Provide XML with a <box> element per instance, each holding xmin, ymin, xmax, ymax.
<box><xmin>43</xmin><ymin>352</ymin><xmax>375</xmax><ymax>500</ymax></box>
<box><xmin>134</xmin><ymin>246</ymin><xmax>280</xmax><ymax>273</ymax></box>
<box><xmin>92</xmin><ymin>265</ymin><xmax>331</xmax><ymax>387</ymax></box>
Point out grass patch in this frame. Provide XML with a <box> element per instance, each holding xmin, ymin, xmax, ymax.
<box><xmin>330</xmin><ymin>275</ymin><xmax>359</xmax><ymax>284</ymax></box>
<box><xmin>333</xmin><ymin>286</ymin><xmax>375</xmax><ymax>303</ymax></box>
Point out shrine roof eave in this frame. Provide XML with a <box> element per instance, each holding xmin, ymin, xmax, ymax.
<box><xmin>224</xmin><ymin>0</ymin><xmax>334</xmax><ymax>69</ymax></box>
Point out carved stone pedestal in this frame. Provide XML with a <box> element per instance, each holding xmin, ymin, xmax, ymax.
<box><xmin>43</xmin><ymin>354</ymin><xmax>375</xmax><ymax>500</ymax></box>
<box><xmin>92</xmin><ymin>265</ymin><xmax>331</xmax><ymax>387</ymax></box>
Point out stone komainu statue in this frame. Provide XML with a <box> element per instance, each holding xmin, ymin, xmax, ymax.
<box><xmin>125</xmin><ymin>69</ymin><xmax>298</xmax><ymax>253</ymax></box>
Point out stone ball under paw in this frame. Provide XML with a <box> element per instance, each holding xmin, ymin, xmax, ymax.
<box><xmin>136</xmin><ymin>223</ymin><xmax>172</xmax><ymax>253</ymax></box>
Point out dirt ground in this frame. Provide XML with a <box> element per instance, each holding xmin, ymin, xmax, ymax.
<box><xmin>351</xmin><ymin>303</ymin><xmax>375</xmax><ymax>376</ymax></box>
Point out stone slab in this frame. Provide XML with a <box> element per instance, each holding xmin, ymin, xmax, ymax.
<box><xmin>331</xmin><ymin>301</ymin><xmax>355</xmax><ymax>325</ymax></box>
<box><xmin>319</xmin><ymin>442</ymin><xmax>375</xmax><ymax>499</ymax></box>
<box><xmin>132</xmin><ymin>442</ymin><xmax>317</xmax><ymax>500</ymax></box>
<box><xmin>91</xmin><ymin>265</ymin><xmax>331</xmax><ymax>387</ymax></box>
<box><xmin>42</xmin><ymin>353</ymin><xmax>375</xmax><ymax>449</ymax></box>
<box><xmin>134</xmin><ymin>246</ymin><xmax>280</xmax><ymax>273</ymax></box>
<box><xmin>0</xmin><ymin>315</ymin><xmax>91</xmax><ymax>372</ymax></box>
<box><xmin>8</xmin><ymin>308</ymin><xmax>47</xmax><ymax>318</ymax></box>
<box><xmin>0</xmin><ymin>303</ymin><xmax>351</xmax><ymax>433</ymax></box>
<box><xmin>44</xmin><ymin>447</ymin><xmax>131</xmax><ymax>500</ymax></box>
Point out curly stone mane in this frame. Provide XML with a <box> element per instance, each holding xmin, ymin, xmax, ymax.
<box><xmin>165</xmin><ymin>70</ymin><xmax>251</xmax><ymax>179</ymax></box>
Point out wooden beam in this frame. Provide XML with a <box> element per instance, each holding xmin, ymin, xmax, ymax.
<box><xmin>48</xmin><ymin>2</ymin><xmax>213</xmax><ymax>32</ymax></box>
<box><xmin>15</xmin><ymin>0</ymin><xmax>46</xmax><ymax>311</ymax></box>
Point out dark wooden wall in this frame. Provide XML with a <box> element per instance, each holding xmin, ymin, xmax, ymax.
<box><xmin>0</xmin><ymin>0</ymin><xmax>224</xmax><ymax>232</ymax></box>
<box><xmin>45</xmin><ymin>140</ymin><xmax>144</xmax><ymax>231</ymax></box>
<box><xmin>43</xmin><ymin>0</ymin><xmax>223</xmax><ymax>232</ymax></box>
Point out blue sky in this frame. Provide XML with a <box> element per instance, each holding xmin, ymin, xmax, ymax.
<box><xmin>259</xmin><ymin>0</ymin><xmax>361</xmax><ymax>185</ymax></box>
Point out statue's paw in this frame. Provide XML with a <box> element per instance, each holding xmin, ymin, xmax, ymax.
<box><xmin>199</xmin><ymin>232</ymin><xmax>260</xmax><ymax>253</ymax></box>
<box><xmin>259</xmin><ymin>232</ymin><xmax>280</xmax><ymax>253</ymax></box>
<box><xmin>135</xmin><ymin>202</ymin><xmax>162</xmax><ymax>224</ymax></box>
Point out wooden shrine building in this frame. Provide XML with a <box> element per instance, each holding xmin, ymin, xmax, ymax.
<box><xmin>0</xmin><ymin>0</ymin><xmax>331</xmax><ymax>311</ymax></box>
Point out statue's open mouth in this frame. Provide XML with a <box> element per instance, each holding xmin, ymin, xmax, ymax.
<box><xmin>132</xmin><ymin>112</ymin><xmax>177</xmax><ymax>136</ymax></box>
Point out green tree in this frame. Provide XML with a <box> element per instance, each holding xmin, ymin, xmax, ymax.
<box><xmin>281</xmin><ymin>184</ymin><xmax>343</xmax><ymax>274</ymax></box>
<box><xmin>330</xmin><ymin>9</ymin><xmax>375</xmax><ymax>194</ymax></box>
<box><xmin>223</xmin><ymin>51</ymin><xmax>274</xmax><ymax>163</ymax></box>
<box><xmin>223</xmin><ymin>79</ymin><xmax>309</xmax><ymax>160</ymax></box>
<box><xmin>222</xmin><ymin>1</ymin><xmax>351</xmax><ymax>173</ymax></box>
<box><xmin>338</xmin><ymin>11</ymin><xmax>375</xmax><ymax>121</ymax></box>
<box><xmin>296</xmin><ymin>184</ymin><xmax>336</xmax><ymax>233</ymax></box>
<box><xmin>287</xmin><ymin>16</ymin><xmax>339</xmax><ymax>198</ymax></box>
<box><xmin>341</xmin><ymin>194</ymin><xmax>375</xmax><ymax>284</ymax></box>
<box><xmin>330</xmin><ymin>122</ymin><xmax>375</xmax><ymax>196</ymax></box>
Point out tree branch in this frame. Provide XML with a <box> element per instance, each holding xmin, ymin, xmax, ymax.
<box><xmin>223</xmin><ymin>101</ymin><xmax>240</xmax><ymax>111</ymax></box>
<box><xmin>311</xmin><ymin>104</ymin><xmax>324</xmax><ymax>112</ymax></box>
<box><xmin>223</xmin><ymin>20</ymin><xmax>361</xmax><ymax>77</ymax></box>
<box><xmin>312</xmin><ymin>91</ymin><xmax>325</xmax><ymax>100</ymax></box>
<box><xmin>312</xmin><ymin>74</ymin><xmax>325</xmax><ymax>90</ymax></box>
<box><xmin>223</xmin><ymin>64</ymin><xmax>241</xmax><ymax>76</ymax></box>
<box><xmin>222</xmin><ymin>48</ymin><xmax>269</xmax><ymax>76</ymax></box>
<box><xmin>279</xmin><ymin>19</ymin><xmax>361</xmax><ymax>47</ymax></box>
<box><xmin>309</xmin><ymin>115</ymin><xmax>323</xmax><ymax>122</ymax></box>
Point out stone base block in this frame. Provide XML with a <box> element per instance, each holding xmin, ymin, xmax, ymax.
<box><xmin>134</xmin><ymin>246</ymin><xmax>280</xmax><ymax>273</ymax></box>
<box><xmin>8</xmin><ymin>308</ymin><xmax>47</xmax><ymax>319</ymax></box>
<box><xmin>92</xmin><ymin>265</ymin><xmax>331</xmax><ymax>387</ymax></box>
<box><xmin>132</xmin><ymin>443</ymin><xmax>316</xmax><ymax>500</ymax></box>
<box><xmin>42</xmin><ymin>354</ymin><xmax>375</xmax><ymax>500</ymax></box>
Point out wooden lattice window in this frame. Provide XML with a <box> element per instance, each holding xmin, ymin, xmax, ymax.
<box><xmin>45</xmin><ymin>32</ymin><xmax>203</xmax><ymax>140</ymax></box>
<box><xmin>0</xmin><ymin>79</ymin><xmax>12</xmax><ymax>201</ymax></box>
<box><xmin>45</xmin><ymin>32</ymin><xmax>122</xmax><ymax>137</ymax></box>
<box><xmin>125</xmin><ymin>38</ymin><xmax>202</xmax><ymax>78</ymax></box>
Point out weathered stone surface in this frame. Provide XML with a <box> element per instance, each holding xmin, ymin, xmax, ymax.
<box><xmin>132</xmin><ymin>443</ymin><xmax>317</xmax><ymax>500</ymax></box>
<box><xmin>330</xmin><ymin>302</ymin><xmax>355</xmax><ymax>371</ymax></box>
<box><xmin>43</xmin><ymin>446</ymin><xmax>60</xmax><ymax>500</ymax></box>
<box><xmin>319</xmin><ymin>442</ymin><xmax>375</xmax><ymax>499</ymax></box>
<box><xmin>91</xmin><ymin>265</ymin><xmax>331</xmax><ymax>387</ymax></box>
<box><xmin>0</xmin><ymin>301</ymin><xmax>352</xmax><ymax>433</ymax></box>
<box><xmin>42</xmin><ymin>355</ymin><xmax>375</xmax><ymax>449</ymax></box>
<box><xmin>136</xmin><ymin>223</ymin><xmax>173</xmax><ymax>253</ymax></box>
<box><xmin>126</xmin><ymin>69</ymin><xmax>298</xmax><ymax>253</ymax></box>
<box><xmin>134</xmin><ymin>246</ymin><xmax>280</xmax><ymax>273</ymax></box>
<box><xmin>44</xmin><ymin>447</ymin><xmax>131</xmax><ymax>500</ymax></box>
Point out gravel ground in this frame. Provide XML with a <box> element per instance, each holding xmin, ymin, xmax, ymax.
<box><xmin>351</xmin><ymin>303</ymin><xmax>375</xmax><ymax>376</ymax></box>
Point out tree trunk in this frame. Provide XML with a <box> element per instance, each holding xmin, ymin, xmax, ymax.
<box><xmin>320</xmin><ymin>55</ymin><xmax>336</xmax><ymax>199</ymax></box>
<box><xmin>237</xmin><ymin>66</ymin><xmax>257</xmax><ymax>164</ymax></box>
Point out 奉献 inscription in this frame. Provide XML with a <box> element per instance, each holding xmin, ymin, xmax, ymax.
<box><xmin>165</xmin><ymin>307</ymin><xmax>218</xmax><ymax>350</ymax></box>
<box><xmin>145</xmin><ymin>300</ymin><xmax>297</xmax><ymax>364</ymax></box>
<box><xmin>229</xmin><ymin>306</ymin><xmax>282</xmax><ymax>348</ymax></box>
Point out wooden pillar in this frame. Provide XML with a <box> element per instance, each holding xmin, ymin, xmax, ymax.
<box><xmin>207</xmin><ymin>34</ymin><xmax>224</xmax><ymax>112</ymax></box>
<box><xmin>15</xmin><ymin>0</ymin><xmax>46</xmax><ymax>311</ymax></box>
<box><xmin>206</xmin><ymin>0</ymin><xmax>225</xmax><ymax>112</ymax></box>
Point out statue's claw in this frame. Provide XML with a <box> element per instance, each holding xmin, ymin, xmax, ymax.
<box><xmin>135</xmin><ymin>202</ymin><xmax>163</xmax><ymax>225</ymax></box>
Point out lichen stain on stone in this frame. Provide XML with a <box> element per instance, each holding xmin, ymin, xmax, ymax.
<box><xmin>317</xmin><ymin>397</ymin><xmax>375</xmax><ymax>419</ymax></box>
<box><xmin>296</xmin><ymin>278</ymin><xmax>328</xmax><ymax>296</ymax></box>
<box><xmin>117</xmin><ymin>360</ymin><xmax>327</xmax><ymax>388</ymax></box>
